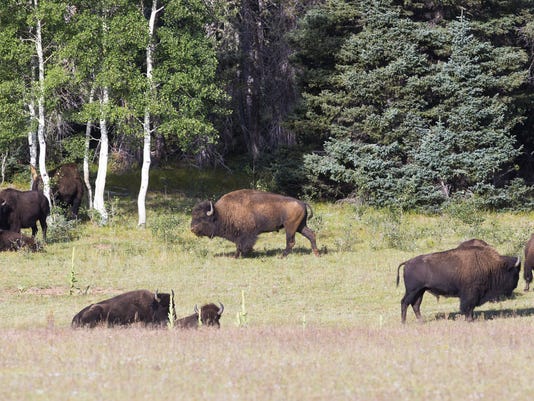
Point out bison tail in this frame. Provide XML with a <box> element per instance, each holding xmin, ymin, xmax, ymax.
<box><xmin>305</xmin><ymin>203</ymin><xmax>314</xmax><ymax>219</ymax></box>
<box><xmin>396</xmin><ymin>262</ymin><xmax>406</xmax><ymax>287</ymax></box>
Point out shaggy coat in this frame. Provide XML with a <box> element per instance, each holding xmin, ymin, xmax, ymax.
<box><xmin>397</xmin><ymin>246</ymin><xmax>520</xmax><ymax>323</ymax></box>
<box><xmin>71</xmin><ymin>290</ymin><xmax>175</xmax><ymax>328</ymax></box>
<box><xmin>523</xmin><ymin>234</ymin><xmax>534</xmax><ymax>291</ymax></box>
<box><xmin>175</xmin><ymin>303</ymin><xmax>224</xmax><ymax>329</ymax></box>
<box><xmin>191</xmin><ymin>189</ymin><xmax>319</xmax><ymax>257</ymax></box>
<box><xmin>0</xmin><ymin>188</ymin><xmax>50</xmax><ymax>241</ymax></box>
<box><xmin>32</xmin><ymin>163</ymin><xmax>84</xmax><ymax>218</ymax></box>
<box><xmin>0</xmin><ymin>230</ymin><xmax>38</xmax><ymax>252</ymax></box>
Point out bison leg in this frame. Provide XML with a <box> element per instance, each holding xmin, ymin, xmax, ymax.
<box><xmin>299</xmin><ymin>226</ymin><xmax>320</xmax><ymax>256</ymax></box>
<box><xmin>282</xmin><ymin>233</ymin><xmax>296</xmax><ymax>257</ymax></box>
<box><xmin>524</xmin><ymin>265</ymin><xmax>532</xmax><ymax>291</ymax></box>
<box><xmin>401</xmin><ymin>289</ymin><xmax>425</xmax><ymax>324</ymax></box>
<box><xmin>459</xmin><ymin>298</ymin><xmax>476</xmax><ymax>322</ymax></box>
<box><xmin>39</xmin><ymin>217</ymin><xmax>47</xmax><ymax>241</ymax></box>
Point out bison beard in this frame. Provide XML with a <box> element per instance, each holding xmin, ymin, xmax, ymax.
<box><xmin>175</xmin><ymin>303</ymin><xmax>224</xmax><ymax>329</ymax></box>
<box><xmin>71</xmin><ymin>290</ymin><xmax>175</xmax><ymax>328</ymax></box>
<box><xmin>190</xmin><ymin>189</ymin><xmax>320</xmax><ymax>257</ymax></box>
<box><xmin>397</xmin><ymin>245</ymin><xmax>520</xmax><ymax>323</ymax></box>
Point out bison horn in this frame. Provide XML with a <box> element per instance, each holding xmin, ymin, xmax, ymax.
<box><xmin>194</xmin><ymin>304</ymin><xmax>199</xmax><ymax>314</ymax></box>
<box><xmin>217</xmin><ymin>302</ymin><xmax>224</xmax><ymax>316</ymax></box>
<box><xmin>206</xmin><ymin>201</ymin><xmax>214</xmax><ymax>216</ymax></box>
<box><xmin>515</xmin><ymin>256</ymin><xmax>521</xmax><ymax>268</ymax></box>
<box><xmin>154</xmin><ymin>289</ymin><xmax>161</xmax><ymax>302</ymax></box>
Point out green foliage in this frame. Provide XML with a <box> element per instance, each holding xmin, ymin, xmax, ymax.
<box><xmin>47</xmin><ymin>208</ymin><xmax>80</xmax><ymax>243</ymax></box>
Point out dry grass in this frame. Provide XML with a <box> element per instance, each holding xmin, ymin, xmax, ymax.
<box><xmin>2</xmin><ymin>182</ymin><xmax>534</xmax><ymax>399</ymax></box>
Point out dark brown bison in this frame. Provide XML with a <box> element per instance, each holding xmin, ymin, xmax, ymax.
<box><xmin>523</xmin><ymin>234</ymin><xmax>534</xmax><ymax>291</ymax></box>
<box><xmin>175</xmin><ymin>303</ymin><xmax>224</xmax><ymax>329</ymax></box>
<box><xmin>31</xmin><ymin>163</ymin><xmax>84</xmax><ymax>218</ymax></box>
<box><xmin>71</xmin><ymin>290</ymin><xmax>175</xmax><ymax>328</ymax></box>
<box><xmin>0</xmin><ymin>230</ymin><xmax>39</xmax><ymax>251</ymax></box>
<box><xmin>0</xmin><ymin>188</ymin><xmax>50</xmax><ymax>241</ymax></box>
<box><xmin>397</xmin><ymin>246</ymin><xmax>520</xmax><ymax>323</ymax></box>
<box><xmin>191</xmin><ymin>189</ymin><xmax>319</xmax><ymax>257</ymax></box>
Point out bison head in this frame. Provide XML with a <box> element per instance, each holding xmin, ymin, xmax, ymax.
<box><xmin>195</xmin><ymin>302</ymin><xmax>224</xmax><ymax>328</ymax></box>
<box><xmin>153</xmin><ymin>289</ymin><xmax>176</xmax><ymax>323</ymax></box>
<box><xmin>190</xmin><ymin>201</ymin><xmax>217</xmax><ymax>238</ymax></box>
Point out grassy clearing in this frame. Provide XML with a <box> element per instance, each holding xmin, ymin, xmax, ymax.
<box><xmin>2</xmin><ymin>172</ymin><xmax>534</xmax><ymax>399</ymax></box>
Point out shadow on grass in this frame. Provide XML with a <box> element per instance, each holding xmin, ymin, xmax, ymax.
<box><xmin>435</xmin><ymin>306</ymin><xmax>534</xmax><ymax>321</ymax></box>
<box><xmin>213</xmin><ymin>246</ymin><xmax>317</xmax><ymax>259</ymax></box>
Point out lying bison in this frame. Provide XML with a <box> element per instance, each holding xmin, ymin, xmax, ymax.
<box><xmin>175</xmin><ymin>303</ymin><xmax>224</xmax><ymax>329</ymax></box>
<box><xmin>71</xmin><ymin>289</ymin><xmax>175</xmax><ymax>328</ymax></box>
<box><xmin>0</xmin><ymin>188</ymin><xmax>50</xmax><ymax>241</ymax></box>
<box><xmin>523</xmin><ymin>234</ymin><xmax>534</xmax><ymax>291</ymax></box>
<box><xmin>191</xmin><ymin>189</ymin><xmax>319</xmax><ymax>257</ymax></box>
<box><xmin>0</xmin><ymin>230</ymin><xmax>38</xmax><ymax>252</ymax></box>
<box><xmin>397</xmin><ymin>245</ymin><xmax>520</xmax><ymax>323</ymax></box>
<box><xmin>31</xmin><ymin>163</ymin><xmax>84</xmax><ymax>218</ymax></box>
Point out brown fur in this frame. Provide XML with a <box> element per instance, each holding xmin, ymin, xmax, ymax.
<box><xmin>191</xmin><ymin>189</ymin><xmax>319</xmax><ymax>257</ymax></box>
<box><xmin>175</xmin><ymin>303</ymin><xmax>224</xmax><ymax>329</ymax></box>
<box><xmin>0</xmin><ymin>230</ymin><xmax>39</xmax><ymax>252</ymax></box>
<box><xmin>31</xmin><ymin>164</ymin><xmax>84</xmax><ymax>218</ymax></box>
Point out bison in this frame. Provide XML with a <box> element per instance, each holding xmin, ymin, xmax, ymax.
<box><xmin>31</xmin><ymin>163</ymin><xmax>84</xmax><ymax>218</ymax></box>
<box><xmin>397</xmin><ymin>245</ymin><xmax>520</xmax><ymax>323</ymax></box>
<box><xmin>457</xmin><ymin>238</ymin><xmax>490</xmax><ymax>248</ymax></box>
<box><xmin>0</xmin><ymin>188</ymin><xmax>50</xmax><ymax>241</ymax></box>
<box><xmin>191</xmin><ymin>189</ymin><xmax>319</xmax><ymax>257</ymax></box>
<box><xmin>523</xmin><ymin>234</ymin><xmax>534</xmax><ymax>291</ymax></box>
<box><xmin>175</xmin><ymin>303</ymin><xmax>224</xmax><ymax>329</ymax></box>
<box><xmin>0</xmin><ymin>230</ymin><xmax>39</xmax><ymax>252</ymax></box>
<box><xmin>71</xmin><ymin>289</ymin><xmax>175</xmax><ymax>328</ymax></box>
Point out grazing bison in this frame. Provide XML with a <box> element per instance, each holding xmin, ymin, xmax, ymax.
<box><xmin>175</xmin><ymin>303</ymin><xmax>224</xmax><ymax>329</ymax></box>
<box><xmin>0</xmin><ymin>230</ymin><xmax>38</xmax><ymax>252</ymax></box>
<box><xmin>397</xmin><ymin>246</ymin><xmax>520</xmax><ymax>323</ymax></box>
<box><xmin>191</xmin><ymin>189</ymin><xmax>319</xmax><ymax>257</ymax></box>
<box><xmin>523</xmin><ymin>234</ymin><xmax>534</xmax><ymax>291</ymax></box>
<box><xmin>71</xmin><ymin>289</ymin><xmax>175</xmax><ymax>328</ymax></box>
<box><xmin>0</xmin><ymin>188</ymin><xmax>49</xmax><ymax>241</ymax></box>
<box><xmin>31</xmin><ymin>163</ymin><xmax>84</xmax><ymax>218</ymax></box>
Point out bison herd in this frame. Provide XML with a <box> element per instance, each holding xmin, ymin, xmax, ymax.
<box><xmin>3</xmin><ymin>168</ymin><xmax>534</xmax><ymax>326</ymax></box>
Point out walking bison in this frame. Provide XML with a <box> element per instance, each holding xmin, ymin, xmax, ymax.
<box><xmin>0</xmin><ymin>230</ymin><xmax>38</xmax><ymax>252</ymax></box>
<box><xmin>523</xmin><ymin>234</ymin><xmax>534</xmax><ymax>291</ymax></box>
<box><xmin>71</xmin><ymin>289</ymin><xmax>175</xmax><ymax>328</ymax></box>
<box><xmin>397</xmin><ymin>245</ymin><xmax>520</xmax><ymax>323</ymax></box>
<box><xmin>31</xmin><ymin>163</ymin><xmax>84</xmax><ymax>218</ymax></box>
<box><xmin>191</xmin><ymin>189</ymin><xmax>319</xmax><ymax>257</ymax></box>
<box><xmin>175</xmin><ymin>303</ymin><xmax>225</xmax><ymax>329</ymax></box>
<box><xmin>0</xmin><ymin>188</ymin><xmax>50</xmax><ymax>241</ymax></box>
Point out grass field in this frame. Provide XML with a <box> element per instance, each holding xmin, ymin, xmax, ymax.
<box><xmin>2</xmin><ymin>171</ymin><xmax>534</xmax><ymax>400</ymax></box>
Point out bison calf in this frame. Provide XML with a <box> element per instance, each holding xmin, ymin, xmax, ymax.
<box><xmin>397</xmin><ymin>245</ymin><xmax>520</xmax><ymax>323</ymax></box>
<box><xmin>175</xmin><ymin>303</ymin><xmax>224</xmax><ymax>329</ymax></box>
<box><xmin>71</xmin><ymin>289</ymin><xmax>175</xmax><ymax>328</ymax></box>
<box><xmin>191</xmin><ymin>189</ymin><xmax>319</xmax><ymax>257</ymax></box>
<box><xmin>0</xmin><ymin>230</ymin><xmax>39</xmax><ymax>252</ymax></box>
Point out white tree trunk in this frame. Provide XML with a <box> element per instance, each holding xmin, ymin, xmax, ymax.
<box><xmin>27</xmin><ymin>101</ymin><xmax>37</xmax><ymax>189</ymax></box>
<box><xmin>84</xmin><ymin>87</ymin><xmax>95</xmax><ymax>209</ymax></box>
<box><xmin>34</xmin><ymin>0</ymin><xmax>51</xmax><ymax>206</ymax></box>
<box><xmin>137</xmin><ymin>0</ymin><xmax>163</xmax><ymax>227</ymax></box>
<box><xmin>93</xmin><ymin>87</ymin><xmax>109</xmax><ymax>224</ymax></box>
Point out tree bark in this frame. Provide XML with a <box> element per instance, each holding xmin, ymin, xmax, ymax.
<box><xmin>93</xmin><ymin>87</ymin><xmax>109</xmax><ymax>224</ymax></box>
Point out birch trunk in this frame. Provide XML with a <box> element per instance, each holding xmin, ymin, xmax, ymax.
<box><xmin>27</xmin><ymin>101</ymin><xmax>37</xmax><ymax>189</ymax></box>
<box><xmin>34</xmin><ymin>0</ymin><xmax>51</xmax><ymax>205</ymax></box>
<box><xmin>84</xmin><ymin>87</ymin><xmax>95</xmax><ymax>209</ymax></box>
<box><xmin>93</xmin><ymin>87</ymin><xmax>109</xmax><ymax>224</ymax></box>
<box><xmin>137</xmin><ymin>0</ymin><xmax>162</xmax><ymax>227</ymax></box>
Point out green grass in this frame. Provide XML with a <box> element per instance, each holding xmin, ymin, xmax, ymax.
<box><xmin>2</xmin><ymin>174</ymin><xmax>534</xmax><ymax>399</ymax></box>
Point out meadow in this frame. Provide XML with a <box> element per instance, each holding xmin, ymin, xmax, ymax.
<box><xmin>2</xmin><ymin>169</ymin><xmax>534</xmax><ymax>400</ymax></box>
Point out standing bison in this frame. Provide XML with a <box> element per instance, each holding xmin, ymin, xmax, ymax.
<box><xmin>523</xmin><ymin>234</ymin><xmax>534</xmax><ymax>291</ymax></box>
<box><xmin>191</xmin><ymin>189</ymin><xmax>319</xmax><ymax>257</ymax></box>
<box><xmin>175</xmin><ymin>303</ymin><xmax>225</xmax><ymax>329</ymax></box>
<box><xmin>0</xmin><ymin>188</ymin><xmax>50</xmax><ymax>241</ymax></box>
<box><xmin>397</xmin><ymin>245</ymin><xmax>520</xmax><ymax>323</ymax></box>
<box><xmin>31</xmin><ymin>163</ymin><xmax>84</xmax><ymax>218</ymax></box>
<box><xmin>71</xmin><ymin>289</ymin><xmax>175</xmax><ymax>328</ymax></box>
